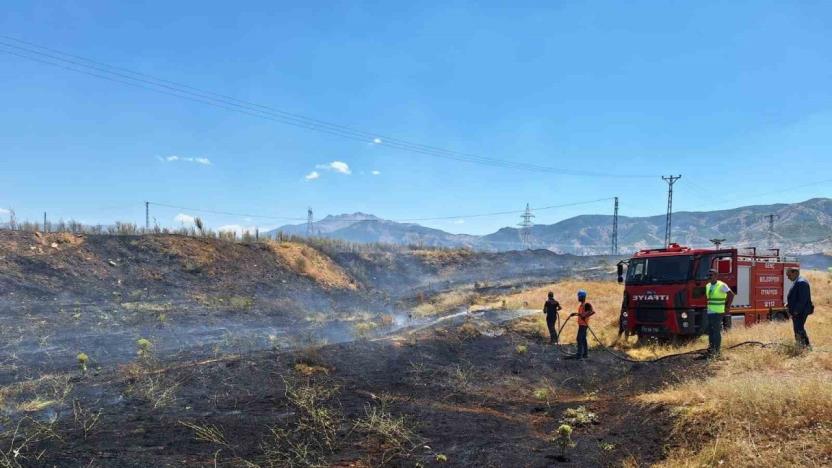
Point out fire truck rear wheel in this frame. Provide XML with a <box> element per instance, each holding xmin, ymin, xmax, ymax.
<box><xmin>771</xmin><ymin>311</ymin><xmax>788</xmax><ymax>322</ymax></box>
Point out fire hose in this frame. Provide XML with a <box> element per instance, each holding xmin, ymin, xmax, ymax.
<box><xmin>552</xmin><ymin>314</ymin><xmax>787</xmax><ymax>363</ymax></box>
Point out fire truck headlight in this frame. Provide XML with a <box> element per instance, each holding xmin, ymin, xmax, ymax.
<box><xmin>680</xmin><ymin>312</ymin><xmax>689</xmax><ymax>319</ymax></box>
<box><xmin>682</xmin><ymin>321</ymin><xmax>689</xmax><ymax>328</ymax></box>
<box><xmin>622</xmin><ymin>311</ymin><xmax>628</xmax><ymax>318</ymax></box>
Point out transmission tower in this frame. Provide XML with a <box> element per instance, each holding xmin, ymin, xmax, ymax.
<box><xmin>763</xmin><ymin>214</ymin><xmax>780</xmax><ymax>249</ymax></box>
<box><xmin>518</xmin><ymin>203</ymin><xmax>535</xmax><ymax>250</ymax></box>
<box><xmin>661</xmin><ymin>175</ymin><xmax>682</xmax><ymax>247</ymax></box>
<box><xmin>611</xmin><ymin>197</ymin><xmax>619</xmax><ymax>255</ymax></box>
<box><xmin>306</xmin><ymin>208</ymin><xmax>314</xmax><ymax>237</ymax></box>
<box><xmin>709</xmin><ymin>238</ymin><xmax>726</xmax><ymax>248</ymax></box>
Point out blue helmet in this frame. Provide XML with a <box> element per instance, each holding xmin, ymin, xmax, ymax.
<box><xmin>577</xmin><ymin>289</ymin><xmax>587</xmax><ymax>300</ymax></box>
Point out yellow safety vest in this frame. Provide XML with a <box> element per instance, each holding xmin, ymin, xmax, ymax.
<box><xmin>706</xmin><ymin>280</ymin><xmax>729</xmax><ymax>314</ymax></box>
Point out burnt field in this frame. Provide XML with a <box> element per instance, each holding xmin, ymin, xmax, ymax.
<box><xmin>3</xmin><ymin>230</ymin><xmax>827</xmax><ymax>467</ymax></box>
<box><xmin>0</xmin><ymin>309</ymin><xmax>699</xmax><ymax>467</ymax></box>
<box><xmin>0</xmin><ymin>230</ymin><xmax>611</xmax><ymax>382</ymax></box>
<box><xmin>0</xmin><ymin>230</ymin><xmax>641</xmax><ymax>467</ymax></box>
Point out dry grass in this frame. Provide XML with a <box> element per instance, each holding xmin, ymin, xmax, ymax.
<box><xmin>411</xmin><ymin>248</ymin><xmax>474</xmax><ymax>268</ymax></box>
<box><xmin>265</xmin><ymin>241</ymin><xmax>358</xmax><ymax>290</ymax></box>
<box><xmin>148</xmin><ymin>236</ymin><xmax>219</xmax><ymax>269</ymax></box>
<box><xmin>641</xmin><ymin>270</ymin><xmax>832</xmax><ymax>467</ymax></box>
<box><xmin>503</xmin><ymin>280</ymin><xmax>623</xmax><ymax>343</ymax></box>
<box><xmin>494</xmin><ymin>271</ymin><xmax>832</xmax><ymax>465</ymax></box>
<box><xmin>411</xmin><ymin>290</ymin><xmax>478</xmax><ymax>317</ymax></box>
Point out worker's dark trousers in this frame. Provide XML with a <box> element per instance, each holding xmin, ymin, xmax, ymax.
<box><xmin>546</xmin><ymin>315</ymin><xmax>559</xmax><ymax>343</ymax></box>
<box><xmin>706</xmin><ymin>313</ymin><xmax>722</xmax><ymax>356</ymax></box>
<box><xmin>792</xmin><ymin>313</ymin><xmax>811</xmax><ymax>349</ymax></box>
<box><xmin>576</xmin><ymin>325</ymin><xmax>588</xmax><ymax>358</ymax></box>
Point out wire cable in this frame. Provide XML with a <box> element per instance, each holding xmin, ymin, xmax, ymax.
<box><xmin>147</xmin><ymin>202</ymin><xmax>306</xmax><ymax>221</ymax></box>
<box><xmin>0</xmin><ymin>36</ymin><xmax>658</xmax><ymax>178</ymax></box>
<box><xmin>395</xmin><ymin>197</ymin><xmax>614</xmax><ymax>222</ymax></box>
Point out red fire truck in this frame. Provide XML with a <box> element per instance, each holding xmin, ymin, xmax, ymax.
<box><xmin>617</xmin><ymin>244</ymin><xmax>799</xmax><ymax>339</ymax></box>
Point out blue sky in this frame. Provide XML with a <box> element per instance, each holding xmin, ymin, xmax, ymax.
<box><xmin>1</xmin><ymin>1</ymin><xmax>831</xmax><ymax>235</ymax></box>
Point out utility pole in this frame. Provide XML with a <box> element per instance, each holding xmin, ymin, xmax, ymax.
<box><xmin>611</xmin><ymin>197</ymin><xmax>619</xmax><ymax>255</ymax></box>
<box><xmin>306</xmin><ymin>207</ymin><xmax>314</xmax><ymax>237</ymax></box>
<box><xmin>518</xmin><ymin>203</ymin><xmax>535</xmax><ymax>250</ymax></box>
<box><xmin>763</xmin><ymin>214</ymin><xmax>780</xmax><ymax>249</ymax></box>
<box><xmin>43</xmin><ymin>212</ymin><xmax>47</xmax><ymax>233</ymax></box>
<box><xmin>145</xmin><ymin>201</ymin><xmax>150</xmax><ymax>231</ymax></box>
<box><xmin>661</xmin><ymin>175</ymin><xmax>682</xmax><ymax>247</ymax></box>
<box><xmin>709</xmin><ymin>238</ymin><xmax>726</xmax><ymax>248</ymax></box>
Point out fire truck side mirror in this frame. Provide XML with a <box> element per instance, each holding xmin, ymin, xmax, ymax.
<box><xmin>617</xmin><ymin>263</ymin><xmax>624</xmax><ymax>283</ymax></box>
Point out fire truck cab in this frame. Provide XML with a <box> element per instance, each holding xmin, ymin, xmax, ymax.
<box><xmin>617</xmin><ymin>244</ymin><xmax>799</xmax><ymax>339</ymax></box>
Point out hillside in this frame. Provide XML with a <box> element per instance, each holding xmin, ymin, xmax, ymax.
<box><xmin>272</xmin><ymin>198</ymin><xmax>832</xmax><ymax>254</ymax></box>
<box><xmin>484</xmin><ymin>197</ymin><xmax>832</xmax><ymax>254</ymax></box>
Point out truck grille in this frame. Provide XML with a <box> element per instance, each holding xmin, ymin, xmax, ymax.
<box><xmin>635</xmin><ymin>301</ymin><xmax>667</xmax><ymax>323</ymax></box>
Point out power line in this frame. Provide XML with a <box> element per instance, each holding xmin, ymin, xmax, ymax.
<box><xmin>662</xmin><ymin>175</ymin><xmax>682</xmax><ymax>247</ymax></box>
<box><xmin>611</xmin><ymin>197</ymin><xmax>619</xmax><ymax>255</ymax></box>
<box><xmin>396</xmin><ymin>197</ymin><xmax>614</xmax><ymax>222</ymax></box>
<box><xmin>148</xmin><ymin>197</ymin><xmax>614</xmax><ymax>228</ymax></box>
<box><xmin>518</xmin><ymin>203</ymin><xmax>535</xmax><ymax>250</ymax></box>
<box><xmin>763</xmin><ymin>213</ymin><xmax>780</xmax><ymax>249</ymax></box>
<box><xmin>712</xmin><ymin>178</ymin><xmax>832</xmax><ymax>207</ymax></box>
<box><xmin>0</xmin><ymin>35</ymin><xmax>658</xmax><ymax>179</ymax></box>
<box><xmin>147</xmin><ymin>202</ymin><xmax>306</xmax><ymax>221</ymax></box>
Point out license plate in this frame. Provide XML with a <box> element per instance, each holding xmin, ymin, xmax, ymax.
<box><xmin>641</xmin><ymin>326</ymin><xmax>661</xmax><ymax>333</ymax></box>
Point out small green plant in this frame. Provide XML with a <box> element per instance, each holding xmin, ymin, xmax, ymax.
<box><xmin>353</xmin><ymin>398</ymin><xmax>416</xmax><ymax>465</ymax></box>
<box><xmin>561</xmin><ymin>406</ymin><xmax>598</xmax><ymax>426</ymax></box>
<box><xmin>228</xmin><ymin>295</ymin><xmax>254</xmax><ymax>310</ymax></box>
<box><xmin>435</xmin><ymin>453</ymin><xmax>448</xmax><ymax>462</ymax></box>
<box><xmin>533</xmin><ymin>388</ymin><xmax>549</xmax><ymax>401</ymax></box>
<box><xmin>353</xmin><ymin>321</ymin><xmax>379</xmax><ymax>339</ymax></box>
<box><xmin>76</xmin><ymin>352</ymin><xmax>89</xmax><ymax>373</ymax></box>
<box><xmin>136</xmin><ymin>338</ymin><xmax>153</xmax><ymax>360</ymax></box>
<box><xmin>552</xmin><ymin>424</ymin><xmax>575</xmax><ymax>460</ymax></box>
<box><xmin>515</xmin><ymin>344</ymin><xmax>528</xmax><ymax>354</ymax></box>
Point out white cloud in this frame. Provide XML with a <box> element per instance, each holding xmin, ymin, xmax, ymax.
<box><xmin>372</xmin><ymin>138</ymin><xmax>383</xmax><ymax>144</ymax></box>
<box><xmin>0</xmin><ymin>208</ymin><xmax>9</xmax><ymax>215</ymax></box>
<box><xmin>371</xmin><ymin>170</ymin><xmax>381</xmax><ymax>176</ymax></box>
<box><xmin>316</xmin><ymin>161</ymin><xmax>351</xmax><ymax>175</ymax></box>
<box><xmin>159</xmin><ymin>155</ymin><xmax>212</xmax><ymax>165</ymax></box>
<box><xmin>452</xmin><ymin>219</ymin><xmax>465</xmax><ymax>224</ymax></box>
<box><xmin>305</xmin><ymin>171</ymin><xmax>320</xmax><ymax>181</ymax></box>
<box><xmin>174</xmin><ymin>213</ymin><xmax>195</xmax><ymax>225</ymax></box>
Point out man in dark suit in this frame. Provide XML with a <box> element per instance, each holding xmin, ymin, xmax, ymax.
<box><xmin>786</xmin><ymin>268</ymin><xmax>813</xmax><ymax>350</ymax></box>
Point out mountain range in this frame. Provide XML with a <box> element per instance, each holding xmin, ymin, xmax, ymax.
<box><xmin>271</xmin><ymin>198</ymin><xmax>832</xmax><ymax>255</ymax></box>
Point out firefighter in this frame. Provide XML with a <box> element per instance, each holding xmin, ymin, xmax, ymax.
<box><xmin>702</xmin><ymin>268</ymin><xmax>735</xmax><ymax>358</ymax></box>
<box><xmin>543</xmin><ymin>291</ymin><xmax>562</xmax><ymax>343</ymax></box>
<box><xmin>786</xmin><ymin>268</ymin><xmax>813</xmax><ymax>350</ymax></box>
<box><xmin>569</xmin><ymin>289</ymin><xmax>594</xmax><ymax>359</ymax></box>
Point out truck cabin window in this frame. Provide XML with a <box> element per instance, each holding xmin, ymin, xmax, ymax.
<box><xmin>694</xmin><ymin>254</ymin><xmax>732</xmax><ymax>280</ymax></box>
<box><xmin>626</xmin><ymin>256</ymin><xmax>692</xmax><ymax>284</ymax></box>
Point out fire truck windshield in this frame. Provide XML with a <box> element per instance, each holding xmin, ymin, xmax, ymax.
<box><xmin>626</xmin><ymin>255</ymin><xmax>692</xmax><ymax>284</ymax></box>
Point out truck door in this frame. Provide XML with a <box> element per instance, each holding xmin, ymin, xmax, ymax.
<box><xmin>735</xmin><ymin>265</ymin><xmax>751</xmax><ymax>307</ymax></box>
